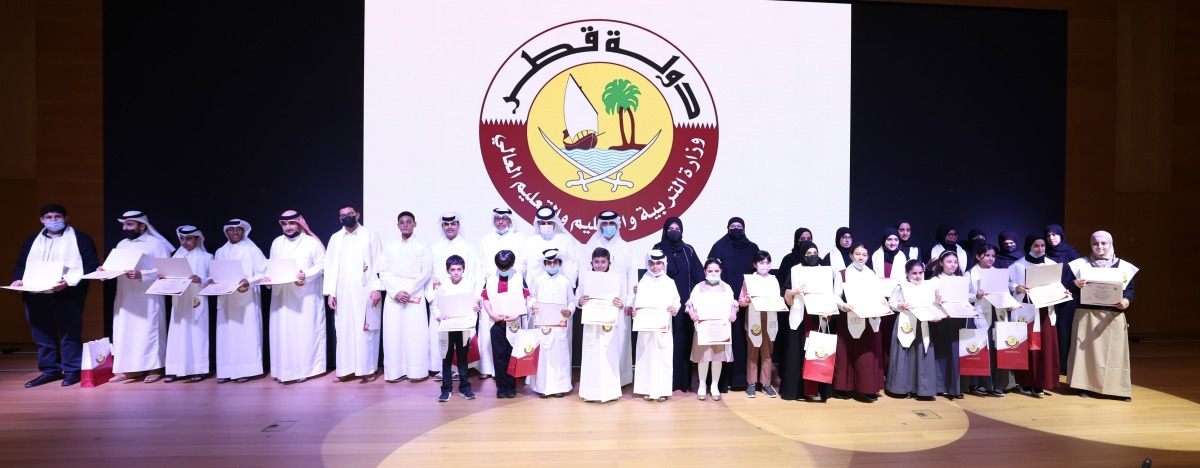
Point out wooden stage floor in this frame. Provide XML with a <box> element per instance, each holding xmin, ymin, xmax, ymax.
<box><xmin>1</xmin><ymin>339</ymin><xmax>1198</xmax><ymax>467</ymax></box>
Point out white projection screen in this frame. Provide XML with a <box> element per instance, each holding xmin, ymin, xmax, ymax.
<box><xmin>364</xmin><ymin>0</ymin><xmax>850</xmax><ymax>264</ymax></box>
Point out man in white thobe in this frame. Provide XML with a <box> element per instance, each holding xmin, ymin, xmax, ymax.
<box><xmin>324</xmin><ymin>204</ymin><xmax>384</xmax><ymax>382</ymax></box>
<box><xmin>476</xmin><ymin>207</ymin><xmax>526</xmax><ymax>378</ymax></box>
<box><xmin>427</xmin><ymin>212</ymin><xmax>481</xmax><ymax>378</ymax></box>
<box><xmin>523</xmin><ymin>206</ymin><xmax>581</xmax><ymax>353</ymax></box>
<box><xmin>378</xmin><ymin>211</ymin><xmax>433</xmax><ymax>382</ymax></box>
<box><xmin>214</xmin><ymin>218</ymin><xmax>266</xmax><ymax>383</ymax></box>
<box><xmin>268</xmin><ymin>210</ymin><xmax>326</xmax><ymax>384</ymax></box>
<box><xmin>164</xmin><ymin>225</ymin><xmax>212</xmax><ymax>382</ymax></box>
<box><xmin>108</xmin><ymin>211</ymin><xmax>175</xmax><ymax>383</ymax></box>
<box><xmin>583</xmin><ymin>210</ymin><xmax>637</xmax><ymax>385</ymax></box>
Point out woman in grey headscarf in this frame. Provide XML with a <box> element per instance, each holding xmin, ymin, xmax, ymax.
<box><xmin>1064</xmin><ymin>231</ymin><xmax>1138</xmax><ymax>401</ymax></box>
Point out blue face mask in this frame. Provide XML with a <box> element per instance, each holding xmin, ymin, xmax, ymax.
<box><xmin>496</xmin><ymin>226</ymin><xmax>509</xmax><ymax>236</ymax></box>
<box><xmin>545</xmin><ymin>265</ymin><xmax>561</xmax><ymax>275</ymax></box>
<box><xmin>705</xmin><ymin>274</ymin><xmax>720</xmax><ymax>284</ymax></box>
<box><xmin>601</xmin><ymin>225</ymin><xmax>617</xmax><ymax>239</ymax></box>
<box><xmin>497</xmin><ymin>269</ymin><xmax>512</xmax><ymax>278</ymax></box>
<box><xmin>1030</xmin><ymin>251</ymin><xmax>1044</xmax><ymax>259</ymax></box>
<box><xmin>43</xmin><ymin>220</ymin><xmax>65</xmax><ymax>232</ymax></box>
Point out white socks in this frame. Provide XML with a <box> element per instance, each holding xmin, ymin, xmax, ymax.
<box><xmin>710</xmin><ymin>361</ymin><xmax>723</xmax><ymax>395</ymax></box>
<box><xmin>698</xmin><ymin>360</ymin><xmax>724</xmax><ymax>395</ymax></box>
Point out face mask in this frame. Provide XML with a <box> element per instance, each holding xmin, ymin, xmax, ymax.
<box><xmin>496</xmin><ymin>226</ymin><xmax>509</xmax><ymax>236</ymax></box>
<box><xmin>123</xmin><ymin>229</ymin><xmax>141</xmax><ymax>240</ymax></box>
<box><xmin>497</xmin><ymin>269</ymin><xmax>512</xmax><ymax>278</ymax></box>
<box><xmin>285</xmin><ymin>230</ymin><xmax>301</xmax><ymax>239</ymax></box>
<box><xmin>43</xmin><ymin>220</ymin><xmax>65</xmax><ymax>232</ymax></box>
<box><xmin>705</xmin><ymin>274</ymin><xmax>720</xmax><ymax>284</ymax></box>
<box><xmin>728</xmin><ymin>228</ymin><xmax>745</xmax><ymax>240</ymax></box>
<box><xmin>850</xmin><ymin>262</ymin><xmax>865</xmax><ymax>271</ymax></box>
<box><xmin>539</xmin><ymin>224</ymin><xmax>554</xmax><ymax>238</ymax></box>
<box><xmin>1030</xmin><ymin>251</ymin><xmax>1044</xmax><ymax>259</ymax></box>
<box><xmin>545</xmin><ymin>265</ymin><xmax>561</xmax><ymax>275</ymax></box>
<box><xmin>803</xmin><ymin>254</ymin><xmax>820</xmax><ymax>266</ymax></box>
<box><xmin>340</xmin><ymin>216</ymin><xmax>357</xmax><ymax>229</ymax></box>
<box><xmin>601</xmin><ymin>225</ymin><xmax>617</xmax><ymax>239</ymax></box>
<box><xmin>666</xmin><ymin>231</ymin><xmax>682</xmax><ymax>242</ymax></box>
<box><xmin>1002</xmin><ymin>244</ymin><xmax>1017</xmax><ymax>253</ymax></box>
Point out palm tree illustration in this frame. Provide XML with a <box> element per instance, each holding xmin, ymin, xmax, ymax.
<box><xmin>602</xmin><ymin>79</ymin><xmax>645</xmax><ymax>151</ymax></box>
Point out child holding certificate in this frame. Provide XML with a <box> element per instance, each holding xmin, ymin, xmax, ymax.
<box><xmin>528</xmin><ymin>249</ymin><xmax>575</xmax><ymax>398</ymax></box>
<box><xmin>633</xmin><ymin>250</ymin><xmax>681</xmax><ymax>402</ymax></box>
<box><xmin>433</xmin><ymin>255</ymin><xmax>477</xmax><ymax>402</ymax></box>
<box><xmin>738</xmin><ymin>251</ymin><xmax>780</xmax><ymax>398</ymax></box>
<box><xmin>577</xmin><ymin>247</ymin><xmax>628</xmax><ymax>403</ymax></box>
<box><xmin>886</xmin><ymin>260</ymin><xmax>938</xmax><ymax>400</ymax></box>
<box><xmin>481</xmin><ymin>250</ymin><xmax>529</xmax><ymax>399</ymax></box>
<box><xmin>1009</xmin><ymin>235</ymin><xmax>1060</xmax><ymax>397</ymax></box>
<box><xmin>966</xmin><ymin>244</ymin><xmax>1016</xmax><ymax>397</ymax></box>
<box><xmin>835</xmin><ymin>243</ymin><xmax>887</xmax><ymax>403</ymax></box>
<box><xmin>927</xmin><ymin>250</ymin><xmax>966</xmax><ymax>400</ymax></box>
<box><xmin>685</xmin><ymin>258</ymin><xmax>737</xmax><ymax>401</ymax></box>
<box><xmin>780</xmin><ymin>241</ymin><xmax>845</xmax><ymax>402</ymax></box>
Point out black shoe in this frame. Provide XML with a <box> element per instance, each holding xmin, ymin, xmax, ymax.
<box><xmin>25</xmin><ymin>373</ymin><xmax>63</xmax><ymax>388</ymax></box>
<box><xmin>438</xmin><ymin>391</ymin><xmax>451</xmax><ymax>402</ymax></box>
<box><xmin>497</xmin><ymin>390</ymin><xmax>507</xmax><ymax>399</ymax></box>
<box><xmin>832</xmin><ymin>390</ymin><xmax>851</xmax><ymax>400</ymax></box>
<box><xmin>507</xmin><ymin>388</ymin><xmax>518</xmax><ymax>398</ymax></box>
<box><xmin>61</xmin><ymin>372</ymin><xmax>80</xmax><ymax>386</ymax></box>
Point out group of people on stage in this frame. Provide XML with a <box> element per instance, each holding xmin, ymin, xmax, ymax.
<box><xmin>13</xmin><ymin>203</ymin><xmax>1137</xmax><ymax>406</ymax></box>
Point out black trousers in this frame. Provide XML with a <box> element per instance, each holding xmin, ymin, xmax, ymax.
<box><xmin>441</xmin><ymin>331</ymin><xmax>472</xmax><ymax>392</ymax></box>
<box><xmin>490</xmin><ymin>322</ymin><xmax>515</xmax><ymax>391</ymax></box>
<box><xmin>24</xmin><ymin>295</ymin><xmax>85</xmax><ymax>374</ymax></box>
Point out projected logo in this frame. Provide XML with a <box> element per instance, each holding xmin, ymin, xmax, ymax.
<box><xmin>480</xmin><ymin>20</ymin><xmax>718</xmax><ymax>243</ymax></box>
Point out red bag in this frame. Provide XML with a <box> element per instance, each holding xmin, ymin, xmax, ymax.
<box><xmin>959</xmin><ymin>328</ymin><xmax>991</xmax><ymax>377</ymax></box>
<box><xmin>451</xmin><ymin>333</ymin><xmax>481</xmax><ymax>366</ymax></box>
<box><xmin>995</xmin><ymin>321</ymin><xmax>1030</xmax><ymax>370</ymax></box>
<box><xmin>506</xmin><ymin>329</ymin><xmax>540</xmax><ymax>378</ymax></box>
<box><xmin>802</xmin><ymin>330</ymin><xmax>836</xmax><ymax>384</ymax></box>
<box><xmin>81</xmin><ymin>338</ymin><xmax>114</xmax><ymax>388</ymax></box>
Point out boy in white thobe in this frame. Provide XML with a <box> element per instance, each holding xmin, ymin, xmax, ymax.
<box><xmin>578</xmin><ymin>247</ymin><xmax>629</xmax><ymax>402</ymax></box>
<box><xmin>582</xmin><ymin>210</ymin><xmax>637</xmax><ymax>386</ymax></box>
<box><xmin>324</xmin><ymin>205</ymin><xmax>384</xmax><ymax>382</ymax></box>
<box><xmin>164</xmin><ymin>226</ymin><xmax>212</xmax><ymax>382</ymax></box>
<box><xmin>379</xmin><ymin>211</ymin><xmax>433</xmax><ymax>382</ymax></box>
<box><xmin>633</xmin><ymin>250</ymin><xmax>682</xmax><ymax>401</ymax></box>
<box><xmin>529</xmin><ymin>248</ymin><xmax>576</xmax><ymax>398</ymax></box>
<box><xmin>214</xmin><ymin>219</ymin><xmax>266</xmax><ymax>383</ymax></box>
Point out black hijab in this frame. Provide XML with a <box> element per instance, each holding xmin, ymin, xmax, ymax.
<box><xmin>1023</xmin><ymin>234</ymin><xmax>1046</xmax><ymax>265</ymax></box>
<box><xmin>791</xmin><ymin>227</ymin><xmax>813</xmax><ymax>255</ymax></box>
<box><xmin>707</xmin><ymin>217</ymin><xmax>759</xmax><ymax>293</ymax></box>
<box><xmin>934</xmin><ymin>224</ymin><xmax>958</xmax><ymax>251</ymax></box>
<box><xmin>725</xmin><ymin>216</ymin><xmax>750</xmax><ymax>249</ymax></box>
<box><xmin>995</xmin><ymin>230</ymin><xmax>1022</xmax><ymax>268</ymax></box>
<box><xmin>659</xmin><ymin>216</ymin><xmax>686</xmax><ymax>253</ymax></box>
<box><xmin>825</xmin><ymin>227</ymin><xmax>853</xmax><ymax>266</ymax></box>
<box><xmin>798</xmin><ymin>241</ymin><xmax>821</xmax><ymax>266</ymax></box>
<box><xmin>879</xmin><ymin>227</ymin><xmax>900</xmax><ymax>264</ymax></box>
<box><xmin>896</xmin><ymin>220</ymin><xmax>917</xmax><ymax>255</ymax></box>
<box><xmin>1043</xmin><ymin>224</ymin><xmax>1081</xmax><ymax>264</ymax></box>
<box><xmin>778</xmin><ymin>228</ymin><xmax>813</xmax><ymax>289</ymax></box>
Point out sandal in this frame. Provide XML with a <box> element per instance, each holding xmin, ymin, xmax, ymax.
<box><xmin>143</xmin><ymin>373</ymin><xmax>163</xmax><ymax>384</ymax></box>
<box><xmin>643</xmin><ymin>395</ymin><xmax>652</xmax><ymax>401</ymax></box>
<box><xmin>235</xmin><ymin>377</ymin><xmax>249</xmax><ymax>384</ymax></box>
<box><xmin>163</xmin><ymin>376</ymin><xmax>181</xmax><ymax>383</ymax></box>
<box><xmin>217</xmin><ymin>378</ymin><xmax>231</xmax><ymax>384</ymax></box>
<box><xmin>108</xmin><ymin>373</ymin><xmax>135</xmax><ymax>383</ymax></box>
<box><xmin>188</xmin><ymin>375</ymin><xmax>205</xmax><ymax>383</ymax></box>
<box><xmin>657</xmin><ymin>396</ymin><xmax>668</xmax><ymax>402</ymax></box>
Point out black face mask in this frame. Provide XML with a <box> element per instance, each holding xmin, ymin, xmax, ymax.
<box><xmin>802</xmin><ymin>254</ymin><xmax>821</xmax><ymax>267</ymax></box>
<box><xmin>1002</xmin><ymin>244</ymin><xmax>1017</xmax><ymax>253</ymax></box>
<box><xmin>340</xmin><ymin>216</ymin><xmax>357</xmax><ymax>229</ymax></box>
<box><xmin>666</xmin><ymin>231</ymin><xmax>682</xmax><ymax>242</ymax></box>
<box><xmin>123</xmin><ymin>229</ymin><xmax>141</xmax><ymax>240</ymax></box>
<box><xmin>728</xmin><ymin>228</ymin><xmax>745</xmax><ymax>240</ymax></box>
<box><xmin>285</xmin><ymin>230</ymin><xmax>302</xmax><ymax>239</ymax></box>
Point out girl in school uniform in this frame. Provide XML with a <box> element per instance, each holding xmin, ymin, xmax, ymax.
<box><xmin>966</xmin><ymin>244</ymin><xmax>1016</xmax><ymax>396</ymax></box>
<box><xmin>927</xmin><ymin>250</ymin><xmax>966</xmax><ymax>400</ymax></box>
<box><xmin>834</xmin><ymin>243</ymin><xmax>887</xmax><ymax>403</ymax></box>
<box><xmin>780</xmin><ymin>241</ymin><xmax>845</xmax><ymax>402</ymax></box>
<box><xmin>886</xmin><ymin>259</ymin><xmax>938</xmax><ymax>400</ymax></box>
<box><xmin>685</xmin><ymin>258</ymin><xmax>737</xmax><ymax>401</ymax></box>
<box><xmin>1010</xmin><ymin>235</ymin><xmax>1061</xmax><ymax>397</ymax></box>
<box><xmin>870</xmin><ymin>228</ymin><xmax>908</xmax><ymax>375</ymax></box>
<box><xmin>738</xmin><ymin>251</ymin><xmax>780</xmax><ymax>398</ymax></box>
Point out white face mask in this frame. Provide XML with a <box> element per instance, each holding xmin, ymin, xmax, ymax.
<box><xmin>705</xmin><ymin>274</ymin><xmax>720</xmax><ymax>284</ymax></box>
<box><xmin>539</xmin><ymin>224</ymin><xmax>554</xmax><ymax>239</ymax></box>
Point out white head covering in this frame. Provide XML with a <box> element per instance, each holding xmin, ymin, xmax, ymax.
<box><xmin>439</xmin><ymin>211</ymin><xmax>464</xmax><ymax>240</ymax></box>
<box><xmin>492</xmin><ymin>207</ymin><xmax>517</xmax><ymax>232</ymax></box>
<box><xmin>174</xmin><ymin>225</ymin><xmax>209</xmax><ymax>256</ymax></box>
<box><xmin>119</xmin><ymin>210</ymin><xmax>175</xmax><ymax>252</ymax></box>
<box><xmin>223</xmin><ymin>218</ymin><xmax>252</xmax><ymax>242</ymax></box>
<box><xmin>586</xmin><ymin>210</ymin><xmax>624</xmax><ymax>244</ymax></box>
<box><xmin>534</xmin><ymin>206</ymin><xmax>568</xmax><ymax>240</ymax></box>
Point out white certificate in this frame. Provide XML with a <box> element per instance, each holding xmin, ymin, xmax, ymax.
<box><xmin>985</xmin><ymin>293</ymin><xmax>1022</xmax><ymax>309</ymax></box>
<box><xmin>744</xmin><ymin>274</ymin><xmax>787</xmax><ymax>311</ymax></box>
<box><xmin>801</xmin><ymin>293</ymin><xmax>839</xmax><ymax>316</ymax></box>
<box><xmin>1025</xmin><ymin>263</ymin><xmax>1063</xmax><ymax>288</ymax></box>
<box><xmin>532</xmin><ymin>302</ymin><xmax>569</xmax><ymax>327</ymax></box>
<box><xmin>580</xmin><ymin>270</ymin><xmax>620</xmax><ymax>299</ymax></box>
<box><xmin>263</xmin><ymin>258</ymin><xmax>301</xmax><ymax>285</ymax></box>
<box><xmin>81</xmin><ymin>248</ymin><xmax>145</xmax><ymax>280</ymax></box>
<box><xmin>146</xmin><ymin>277</ymin><xmax>194</xmax><ymax>296</ymax></box>
<box><xmin>901</xmin><ymin>281</ymin><xmax>942</xmax><ymax>321</ymax></box>
<box><xmin>635</xmin><ymin>284</ymin><xmax>671</xmax><ymax>310</ymax></box>
<box><xmin>1028</xmin><ymin>283</ymin><xmax>1072</xmax><ymax>308</ymax></box>
<box><xmin>581</xmin><ymin>299</ymin><xmax>619</xmax><ymax>325</ymax></box>
<box><xmin>879</xmin><ymin>277</ymin><xmax>901</xmax><ymax>298</ymax></box>
<box><xmin>198</xmin><ymin>260</ymin><xmax>245</xmax><ymax>296</ymax></box>
<box><xmin>632</xmin><ymin>308</ymin><xmax>670</xmax><ymax>331</ymax></box>
<box><xmin>437</xmin><ymin>293</ymin><xmax>478</xmax><ymax>331</ymax></box>
<box><xmin>842</xmin><ymin>279</ymin><xmax>891</xmax><ymax>318</ymax></box>
<box><xmin>490</xmin><ymin>290</ymin><xmax>528</xmax><ymax>317</ymax></box>
<box><xmin>979</xmin><ymin>268</ymin><xmax>1011</xmax><ymax>296</ymax></box>
<box><xmin>692</xmin><ymin>292</ymin><xmax>732</xmax><ymax>321</ymax></box>
<box><xmin>2</xmin><ymin>261</ymin><xmax>65</xmax><ymax>293</ymax></box>
<box><xmin>790</xmin><ymin>265</ymin><xmax>833</xmax><ymax>295</ymax></box>
<box><xmin>938</xmin><ymin>276</ymin><xmax>971</xmax><ymax>303</ymax></box>
<box><xmin>939</xmin><ymin>301</ymin><xmax>979</xmax><ymax>318</ymax></box>
<box><xmin>1080</xmin><ymin>266</ymin><xmax>1125</xmax><ymax>284</ymax></box>
<box><xmin>696</xmin><ymin>320</ymin><xmax>731</xmax><ymax>345</ymax></box>
<box><xmin>1081</xmin><ymin>282</ymin><xmax>1123</xmax><ymax>306</ymax></box>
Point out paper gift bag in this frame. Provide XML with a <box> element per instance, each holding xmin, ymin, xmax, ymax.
<box><xmin>81</xmin><ymin>337</ymin><xmax>114</xmax><ymax>388</ymax></box>
<box><xmin>507</xmin><ymin>329</ymin><xmax>541</xmax><ymax>378</ymax></box>
<box><xmin>958</xmin><ymin>328</ymin><xmax>991</xmax><ymax>377</ymax></box>
<box><xmin>802</xmin><ymin>330</ymin><xmax>837</xmax><ymax>384</ymax></box>
<box><xmin>451</xmin><ymin>332</ymin><xmax>481</xmax><ymax>367</ymax></box>
<box><xmin>1010</xmin><ymin>303</ymin><xmax>1040</xmax><ymax>350</ymax></box>
<box><xmin>994</xmin><ymin>321</ymin><xmax>1029</xmax><ymax>370</ymax></box>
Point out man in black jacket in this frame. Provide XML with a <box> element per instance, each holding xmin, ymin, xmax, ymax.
<box><xmin>10</xmin><ymin>204</ymin><xmax>100</xmax><ymax>387</ymax></box>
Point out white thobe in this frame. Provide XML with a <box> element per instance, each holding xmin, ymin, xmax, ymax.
<box><xmin>523</xmin><ymin>233</ymin><xmax>580</xmax><ymax>361</ymax></box>
<box><xmin>111</xmin><ymin>234</ymin><xmax>174</xmax><ymax>374</ymax></box>
<box><xmin>427</xmin><ymin>236</ymin><xmax>480</xmax><ymax>371</ymax></box>
<box><xmin>324</xmin><ymin>226</ymin><xmax>383</xmax><ymax>377</ymax></box>
<box><xmin>584</xmin><ymin>234</ymin><xmax>637</xmax><ymax>385</ymax></box>
<box><xmin>528</xmin><ymin>273</ymin><xmax>576</xmax><ymax>395</ymax></box>
<box><xmin>578</xmin><ymin>269</ymin><xmax>631</xmax><ymax>402</ymax></box>
<box><xmin>379</xmin><ymin>235</ymin><xmax>433</xmax><ymax>380</ymax></box>
<box><xmin>268</xmin><ymin>234</ymin><xmax>326</xmax><ymax>382</ymax></box>
<box><xmin>632</xmin><ymin>273</ymin><xmax>681</xmax><ymax>399</ymax></box>
<box><xmin>214</xmin><ymin>239</ymin><xmax>266</xmax><ymax>379</ymax></box>
<box><xmin>165</xmin><ymin>247</ymin><xmax>211</xmax><ymax>377</ymax></box>
<box><xmin>478</xmin><ymin>230</ymin><xmax>527</xmax><ymax>375</ymax></box>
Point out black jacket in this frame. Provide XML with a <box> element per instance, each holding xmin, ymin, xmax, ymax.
<box><xmin>12</xmin><ymin>228</ymin><xmax>100</xmax><ymax>300</ymax></box>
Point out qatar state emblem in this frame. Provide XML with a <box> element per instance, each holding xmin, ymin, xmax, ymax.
<box><xmin>481</xmin><ymin>20</ymin><xmax>719</xmax><ymax>243</ymax></box>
